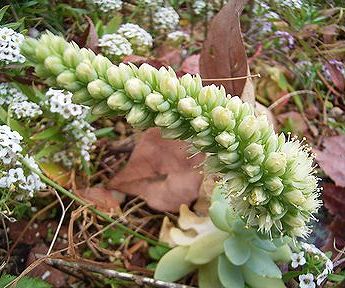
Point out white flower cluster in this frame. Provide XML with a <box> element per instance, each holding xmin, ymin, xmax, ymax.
<box><xmin>53</xmin><ymin>151</ymin><xmax>73</xmax><ymax>168</ymax></box>
<box><xmin>45</xmin><ymin>89</ymin><xmax>96</xmax><ymax>163</ymax></box>
<box><xmin>0</xmin><ymin>27</ymin><xmax>26</xmax><ymax>64</ymax></box>
<box><xmin>92</xmin><ymin>0</ymin><xmax>122</xmax><ymax>12</ymax></box>
<box><xmin>193</xmin><ymin>0</ymin><xmax>207</xmax><ymax>15</ymax></box>
<box><xmin>118</xmin><ymin>23</ymin><xmax>153</xmax><ymax>55</ymax></box>
<box><xmin>167</xmin><ymin>31</ymin><xmax>190</xmax><ymax>44</ymax></box>
<box><xmin>0</xmin><ymin>125</ymin><xmax>45</xmax><ymax>208</ymax></box>
<box><xmin>291</xmin><ymin>243</ymin><xmax>334</xmax><ymax>288</ymax></box>
<box><xmin>45</xmin><ymin>88</ymin><xmax>88</xmax><ymax>119</ymax></box>
<box><xmin>153</xmin><ymin>7</ymin><xmax>180</xmax><ymax>32</ymax></box>
<box><xmin>275</xmin><ymin>31</ymin><xmax>295</xmax><ymax>51</ymax></box>
<box><xmin>99</xmin><ymin>34</ymin><xmax>133</xmax><ymax>59</ymax></box>
<box><xmin>63</xmin><ymin>119</ymin><xmax>97</xmax><ymax>161</ymax></box>
<box><xmin>0</xmin><ymin>83</ymin><xmax>28</xmax><ymax>105</ymax></box>
<box><xmin>10</xmin><ymin>101</ymin><xmax>42</xmax><ymax>119</ymax></box>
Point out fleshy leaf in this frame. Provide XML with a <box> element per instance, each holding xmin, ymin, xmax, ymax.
<box><xmin>269</xmin><ymin>244</ymin><xmax>292</xmax><ymax>263</ymax></box>
<box><xmin>218</xmin><ymin>254</ymin><xmax>245</xmax><ymax>288</ymax></box>
<box><xmin>154</xmin><ymin>246</ymin><xmax>196</xmax><ymax>282</ymax></box>
<box><xmin>185</xmin><ymin>230</ymin><xmax>228</xmax><ymax>264</ymax></box>
<box><xmin>224</xmin><ymin>235</ymin><xmax>251</xmax><ymax>266</ymax></box>
<box><xmin>251</xmin><ymin>238</ymin><xmax>277</xmax><ymax>252</ymax></box>
<box><xmin>242</xmin><ymin>266</ymin><xmax>286</xmax><ymax>288</ymax></box>
<box><xmin>209</xmin><ymin>200</ymin><xmax>231</xmax><ymax>232</ymax></box>
<box><xmin>198</xmin><ymin>258</ymin><xmax>223</xmax><ymax>288</ymax></box>
<box><xmin>244</xmin><ymin>247</ymin><xmax>282</xmax><ymax>278</ymax></box>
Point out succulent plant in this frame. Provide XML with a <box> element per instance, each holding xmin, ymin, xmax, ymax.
<box><xmin>20</xmin><ymin>33</ymin><xmax>321</xmax><ymax>239</ymax></box>
<box><xmin>154</xmin><ymin>187</ymin><xmax>292</xmax><ymax>288</ymax></box>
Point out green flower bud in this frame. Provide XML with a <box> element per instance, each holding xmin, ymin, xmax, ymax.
<box><xmin>35</xmin><ymin>45</ymin><xmax>52</xmax><ymax>63</ymax></box>
<box><xmin>190</xmin><ymin>116</ymin><xmax>209</xmax><ymax>132</ymax></box>
<box><xmin>177</xmin><ymin>97</ymin><xmax>202</xmax><ymax>118</ymax></box>
<box><xmin>106</xmin><ymin>64</ymin><xmax>134</xmax><ymax>89</ymax></box>
<box><xmin>211</xmin><ymin>107</ymin><xmax>235</xmax><ymax>131</ymax></box>
<box><xmin>284</xmin><ymin>190</ymin><xmax>306</xmax><ymax>206</ymax></box>
<box><xmin>92</xmin><ymin>55</ymin><xmax>113</xmax><ymax>78</ymax></box>
<box><xmin>224</xmin><ymin>172</ymin><xmax>248</xmax><ymax>196</ymax></box>
<box><xmin>244</xmin><ymin>143</ymin><xmax>264</xmax><ymax>163</ymax></box>
<box><xmin>20</xmin><ymin>38</ymin><xmax>39</xmax><ymax>61</ymax></box>
<box><xmin>269</xmin><ymin>199</ymin><xmax>285</xmax><ymax>217</ymax></box>
<box><xmin>76</xmin><ymin>62</ymin><xmax>98</xmax><ymax>83</ymax></box>
<box><xmin>258</xmin><ymin>213</ymin><xmax>273</xmax><ymax>234</ymax></box>
<box><xmin>197</xmin><ymin>85</ymin><xmax>218</xmax><ymax>110</ymax></box>
<box><xmin>238</xmin><ymin>116</ymin><xmax>258</xmax><ymax>140</ymax></box>
<box><xmin>180</xmin><ymin>74</ymin><xmax>202</xmax><ymax>97</ymax></box>
<box><xmin>215</xmin><ymin>131</ymin><xmax>236</xmax><ymax>148</ymax></box>
<box><xmin>283</xmin><ymin>213</ymin><xmax>305</xmax><ymax>228</ymax></box>
<box><xmin>264</xmin><ymin>152</ymin><xmax>287</xmax><ymax>175</ymax></box>
<box><xmin>56</xmin><ymin>70</ymin><xmax>81</xmax><ymax>91</ymax></box>
<box><xmin>157</xmin><ymin>101</ymin><xmax>171</xmax><ymax>112</ymax></box>
<box><xmin>138</xmin><ymin>63</ymin><xmax>158</xmax><ymax>86</ymax></box>
<box><xmin>248</xmin><ymin>187</ymin><xmax>269</xmax><ymax>206</ymax></box>
<box><xmin>265</xmin><ymin>134</ymin><xmax>279</xmax><ymax>153</ymax></box>
<box><xmin>238</xmin><ymin>102</ymin><xmax>254</xmax><ymax>121</ymax></box>
<box><xmin>87</xmin><ymin>79</ymin><xmax>114</xmax><ymax>99</ymax></box>
<box><xmin>218</xmin><ymin>151</ymin><xmax>240</xmax><ymax>164</ymax></box>
<box><xmin>44</xmin><ymin>56</ymin><xmax>65</xmax><ymax>75</ymax></box>
<box><xmin>80</xmin><ymin>47</ymin><xmax>96</xmax><ymax>61</ymax></box>
<box><xmin>242</xmin><ymin>164</ymin><xmax>261</xmax><ymax>178</ymax></box>
<box><xmin>92</xmin><ymin>100</ymin><xmax>112</xmax><ymax>115</ymax></box>
<box><xmin>50</xmin><ymin>35</ymin><xmax>67</xmax><ymax>55</ymax></box>
<box><xmin>192</xmin><ymin>135</ymin><xmax>214</xmax><ymax>148</ymax></box>
<box><xmin>126</xmin><ymin>104</ymin><xmax>150</xmax><ymax>125</ymax></box>
<box><xmin>226</xmin><ymin>96</ymin><xmax>242</xmax><ymax>118</ymax></box>
<box><xmin>160</xmin><ymin>77</ymin><xmax>186</xmax><ymax>101</ymax></box>
<box><xmin>35</xmin><ymin>64</ymin><xmax>49</xmax><ymax>78</ymax></box>
<box><xmin>124</xmin><ymin>78</ymin><xmax>151</xmax><ymax>101</ymax></box>
<box><xmin>265</xmin><ymin>177</ymin><xmax>284</xmax><ymax>196</ymax></box>
<box><xmin>107</xmin><ymin>91</ymin><xmax>133</xmax><ymax>111</ymax></box>
<box><xmin>154</xmin><ymin>111</ymin><xmax>180</xmax><ymax>127</ymax></box>
<box><xmin>72</xmin><ymin>88</ymin><xmax>92</xmax><ymax>104</ymax></box>
<box><xmin>63</xmin><ymin>46</ymin><xmax>81</xmax><ymax>68</ymax></box>
<box><xmin>145</xmin><ymin>93</ymin><xmax>165</xmax><ymax>111</ymax></box>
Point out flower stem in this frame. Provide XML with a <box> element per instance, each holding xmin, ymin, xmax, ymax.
<box><xmin>21</xmin><ymin>158</ymin><xmax>169</xmax><ymax>248</ymax></box>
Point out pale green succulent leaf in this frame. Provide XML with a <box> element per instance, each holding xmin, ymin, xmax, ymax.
<box><xmin>154</xmin><ymin>246</ymin><xmax>196</xmax><ymax>282</ymax></box>
<box><xmin>241</xmin><ymin>266</ymin><xmax>286</xmax><ymax>288</ymax></box>
<box><xmin>198</xmin><ymin>258</ymin><xmax>223</xmax><ymax>288</ymax></box>
<box><xmin>244</xmin><ymin>248</ymin><xmax>282</xmax><ymax>279</ymax></box>
<box><xmin>218</xmin><ymin>254</ymin><xmax>245</xmax><ymax>288</ymax></box>
<box><xmin>224</xmin><ymin>235</ymin><xmax>251</xmax><ymax>266</ymax></box>
<box><xmin>185</xmin><ymin>231</ymin><xmax>228</xmax><ymax>265</ymax></box>
<box><xmin>251</xmin><ymin>238</ymin><xmax>277</xmax><ymax>252</ymax></box>
<box><xmin>269</xmin><ymin>244</ymin><xmax>292</xmax><ymax>263</ymax></box>
<box><xmin>209</xmin><ymin>200</ymin><xmax>231</xmax><ymax>232</ymax></box>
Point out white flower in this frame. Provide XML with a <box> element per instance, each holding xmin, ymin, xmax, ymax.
<box><xmin>92</xmin><ymin>0</ymin><xmax>122</xmax><ymax>12</ymax></box>
<box><xmin>291</xmin><ymin>252</ymin><xmax>306</xmax><ymax>268</ymax></box>
<box><xmin>153</xmin><ymin>7</ymin><xmax>180</xmax><ymax>32</ymax></box>
<box><xmin>167</xmin><ymin>31</ymin><xmax>190</xmax><ymax>44</ymax></box>
<box><xmin>10</xmin><ymin>100</ymin><xmax>42</xmax><ymax>119</ymax></box>
<box><xmin>0</xmin><ymin>27</ymin><xmax>26</xmax><ymax>64</ymax></box>
<box><xmin>299</xmin><ymin>273</ymin><xmax>315</xmax><ymax>288</ymax></box>
<box><xmin>99</xmin><ymin>34</ymin><xmax>133</xmax><ymax>58</ymax></box>
<box><xmin>118</xmin><ymin>23</ymin><xmax>153</xmax><ymax>55</ymax></box>
<box><xmin>193</xmin><ymin>0</ymin><xmax>206</xmax><ymax>14</ymax></box>
<box><xmin>322</xmin><ymin>59</ymin><xmax>345</xmax><ymax>81</ymax></box>
<box><xmin>0</xmin><ymin>83</ymin><xmax>28</xmax><ymax>105</ymax></box>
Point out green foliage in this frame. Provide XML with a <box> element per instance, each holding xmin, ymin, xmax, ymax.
<box><xmin>0</xmin><ymin>275</ymin><xmax>52</xmax><ymax>288</ymax></box>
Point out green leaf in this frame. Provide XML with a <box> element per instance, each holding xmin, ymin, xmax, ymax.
<box><xmin>251</xmin><ymin>238</ymin><xmax>277</xmax><ymax>252</ymax></box>
<box><xmin>94</xmin><ymin>127</ymin><xmax>114</xmax><ymax>137</ymax></box>
<box><xmin>148</xmin><ymin>245</ymin><xmax>170</xmax><ymax>261</ymax></box>
<box><xmin>209</xmin><ymin>200</ymin><xmax>231</xmax><ymax>232</ymax></box>
<box><xmin>224</xmin><ymin>235</ymin><xmax>251</xmax><ymax>266</ymax></box>
<box><xmin>269</xmin><ymin>244</ymin><xmax>292</xmax><ymax>263</ymax></box>
<box><xmin>185</xmin><ymin>231</ymin><xmax>228</xmax><ymax>265</ymax></box>
<box><xmin>0</xmin><ymin>274</ymin><xmax>52</xmax><ymax>288</ymax></box>
<box><xmin>244</xmin><ymin>248</ymin><xmax>282</xmax><ymax>279</ymax></box>
<box><xmin>4</xmin><ymin>18</ymin><xmax>25</xmax><ymax>30</ymax></box>
<box><xmin>31</xmin><ymin>126</ymin><xmax>61</xmax><ymax>140</ymax></box>
<box><xmin>218</xmin><ymin>254</ymin><xmax>245</xmax><ymax>288</ymax></box>
<box><xmin>242</xmin><ymin>266</ymin><xmax>285</xmax><ymax>288</ymax></box>
<box><xmin>104</xmin><ymin>15</ymin><xmax>122</xmax><ymax>34</ymax></box>
<box><xmin>0</xmin><ymin>107</ymin><xmax>29</xmax><ymax>139</ymax></box>
<box><xmin>198</xmin><ymin>258</ymin><xmax>223</xmax><ymax>288</ymax></box>
<box><xmin>0</xmin><ymin>5</ymin><xmax>9</xmax><ymax>22</ymax></box>
<box><xmin>35</xmin><ymin>144</ymin><xmax>62</xmax><ymax>160</ymax></box>
<box><xmin>154</xmin><ymin>246</ymin><xmax>196</xmax><ymax>282</ymax></box>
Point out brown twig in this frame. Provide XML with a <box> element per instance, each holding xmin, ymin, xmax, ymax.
<box><xmin>43</xmin><ymin>257</ymin><xmax>195</xmax><ymax>288</ymax></box>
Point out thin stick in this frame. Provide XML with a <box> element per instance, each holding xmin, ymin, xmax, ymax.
<box><xmin>44</xmin><ymin>257</ymin><xmax>195</xmax><ymax>288</ymax></box>
<box><xmin>268</xmin><ymin>90</ymin><xmax>317</xmax><ymax>111</ymax></box>
<box><xmin>20</xmin><ymin>157</ymin><xmax>168</xmax><ymax>248</ymax></box>
<box><xmin>202</xmin><ymin>73</ymin><xmax>261</xmax><ymax>81</ymax></box>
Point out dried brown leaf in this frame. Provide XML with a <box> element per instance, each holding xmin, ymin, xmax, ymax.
<box><xmin>316</xmin><ymin>136</ymin><xmax>345</xmax><ymax>187</ymax></box>
<box><xmin>325</xmin><ymin>62</ymin><xmax>345</xmax><ymax>92</ymax></box>
<box><xmin>322</xmin><ymin>183</ymin><xmax>345</xmax><ymax>218</ymax></box>
<box><xmin>106</xmin><ymin>128</ymin><xmax>204</xmax><ymax>212</ymax></box>
<box><xmin>180</xmin><ymin>54</ymin><xmax>200</xmax><ymax>75</ymax></box>
<box><xmin>199</xmin><ymin>0</ymin><xmax>249</xmax><ymax>97</ymax></box>
<box><xmin>73</xmin><ymin>16</ymin><xmax>99</xmax><ymax>53</ymax></box>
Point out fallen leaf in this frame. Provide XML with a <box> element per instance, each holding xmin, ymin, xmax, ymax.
<box><xmin>39</xmin><ymin>162</ymin><xmax>70</xmax><ymax>188</ymax></box>
<box><xmin>241</xmin><ymin>67</ymin><xmax>255</xmax><ymax>106</ymax></box>
<box><xmin>73</xmin><ymin>16</ymin><xmax>99</xmax><ymax>53</ymax></box>
<box><xmin>277</xmin><ymin>111</ymin><xmax>308</xmax><ymax>136</ymax></box>
<box><xmin>316</xmin><ymin>136</ymin><xmax>345</xmax><ymax>187</ymax></box>
<box><xmin>324</xmin><ymin>61</ymin><xmax>345</xmax><ymax>91</ymax></box>
<box><xmin>75</xmin><ymin>187</ymin><xmax>124</xmax><ymax>214</ymax></box>
<box><xmin>123</xmin><ymin>55</ymin><xmax>165</xmax><ymax>69</ymax></box>
<box><xmin>322</xmin><ymin>183</ymin><xmax>345</xmax><ymax>218</ymax></box>
<box><xmin>106</xmin><ymin>128</ymin><xmax>204</xmax><ymax>212</ymax></box>
<box><xmin>180</xmin><ymin>54</ymin><xmax>200</xmax><ymax>75</ymax></box>
<box><xmin>156</xmin><ymin>46</ymin><xmax>182</xmax><ymax>68</ymax></box>
<box><xmin>199</xmin><ymin>0</ymin><xmax>249</xmax><ymax>96</ymax></box>
<box><xmin>255</xmin><ymin>102</ymin><xmax>277</xmax><ymax>130</ymax></box>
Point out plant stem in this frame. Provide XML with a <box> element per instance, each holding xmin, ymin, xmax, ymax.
<box><xmin>21</xmin><ymin>158</ymin><xmax>169</xmax><ymax>248</ymax></box>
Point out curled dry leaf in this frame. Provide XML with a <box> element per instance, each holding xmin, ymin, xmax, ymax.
<box><xmin>199</xmin><ymin>0</ymin><xmax>249</xmax><ymax>97</ymax></box>
<box><xmin>315</xmin><ymin>135</ymin><xmax>345</xmax><ymax>187</ymax></box>
<box><xmin>106</xmin><ymin>128</ymin><xmax>204</xmax><ymax>212</ymax></box>
<box><xmin>324</xmin><ymin>61</ymin><xmax>345</xmax><ymax>92</ymax></box>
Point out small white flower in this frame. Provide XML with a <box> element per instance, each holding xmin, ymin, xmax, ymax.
<box><xmin>291</xmin><ymin>252</ymin><xmax>306</xmax><ymax>268</ymax></box>
<box><xmin>0</xmin><ymin>28</ymin><xmax>26</xmax><ymax>64</ymax></box>
<box><xmin>153</xmin><ymin>7</ymin><xmax>180</xmax><ymax>32</ymax></box>
<box><xmin>99</xmin><ymin>34</ymin><xmax>133</xmax><ymax>59</ymax></box>
<box><xmin>299</xmin><ymin>273</ymin><xmax>315</xmax><ymax>288</ymax></box>
<box><xmin>92</xmin><ymin>0</ymin><xmax>122</xmax><ymax>12</ymax></box>
<box><xmin>316</xmin><ymin>270</ymin><xmax>328</xmax><ymax>286</ymax></box>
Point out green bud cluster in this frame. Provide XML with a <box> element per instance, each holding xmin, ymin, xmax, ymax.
<box><xmin>21</xmin><ymin>33</ymin><xmax>321</xmax><ymax>239</ymax></box>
